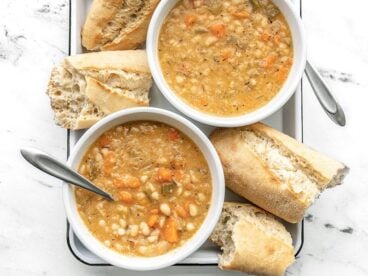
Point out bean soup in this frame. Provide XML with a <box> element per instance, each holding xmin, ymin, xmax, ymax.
<box><xmin>159</xmin><ymin>0</ymin><xmax>293</xmax><ymax>116</ymax></box>
<box><xmin>75</xmin><ymin>121</ymin><xmax>212</xmax><ymax>257</ymax></box>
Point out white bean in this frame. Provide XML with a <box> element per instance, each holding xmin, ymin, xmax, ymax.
<box><xmin>160</xmin><ymin>203</ymin><xmax>171</xmax><ymax>216</ymax></box>
<box><xmin>190</xmin><ymin>170</ymin><xmax>199</xmax><ymax>183</ymax></box>
<box><xmin>176</xmin><ymin>76</ymin><xmax>185</xmax><ymax>84</ymax></box>
<box><xmin>189</xmin><ymin>204</ymin><xmax>198</xmax><ymax>217</ymax></box>
<box><xmin>136</xmin><ymin>192</ymin><xmax>146</xmax><ymax>200</ymax></box>
<box><xmin>186</xmin><ymin>223</ymin><xmax>195</xmax><ymax>231</ymax></box>
<box><xmin>157</xmin><ymin>157</ymin><xmax>168</xmax><ymax>165</ymax></box>
<box><xmin>117</xmin><ymin>205</ymin><xmax>128</xmax><ymax>213</ymax></box>
<box><xmin>147</xmin><ymin>182</ymin><xmax>156</xmax><ymax>192</ymax></box>
<box><xmin>114</xmin><ymin>243</ymin><xmax>123</xmax><ymax>251</ymax></box>
<box><xmin>148</xmin><ymin>235</ymin><xmax>158</xmax><ymax>243</ymax></box>
<box><xmin>151</xmin><ymin>229</ymin><xmax>160</xmax><ymax>237</ymax></box>
<box><xmin>151</xmin><ymin>191</ymin><xmax>160</xmax><ymax>201</ymax></box>
<box><xmin>140</xmin><ymin>175</ymin><xmax>149</xmax><ymax>183</ymax></box>
<box><xmin>101</xmin><ymin>148</ymin><xmax>109</xmax><ymax>156</ymax></box>
<box><xmin>138</xmin><ymin>246</ymin><xmax>148</xmax><ymax>255</ymax></box>
<box><xmin>95</xmin><ymin>153</ymin><xmax>103</xmax><ymax>162</ymax></box>
<box><xmin>159</xmin><ymin>216</ymin><xmax>166</xmax><ymax>228</ymax></box>
<box><xmin>117</xmin><ymin>228</ymin><xmax>126</xmax><ymax>236</ymax></box>
<box><xmin>140</xmin><ymin>222</ymin><xmax>151</xmax><ymax>236</ymax></box>
<box><xmin>198</xmin><ymin>193</ymin><xmax>206</xmax><ymax>202</ymax></box>
<box><xmin>116</xmin><ymin>126</ymin><xmax>123</xmax><ymax>132</ymax></box>
<box><xmin>128</xmin><ymin>225</ymin><xmax>139</xmax><ymax>237</ymax></box>
<box><xmin>111</xmin><ymin>223</ymin><xmax>119</xmax><ymax>230</ymax></box>
<box><xmin>205</xmin><ymin>36</ymin><xmax>218</xmax><ymax>46</ymax></box>
<box><xmin>98</xmin><ymin>219</ymin><xmax>106</xmax><ymax>227</ymax></box>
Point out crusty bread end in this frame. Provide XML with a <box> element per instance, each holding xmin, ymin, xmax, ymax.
<box><xmin>46</xmin><ymin>51</ymin><xmax>152</xmax><ymax>129</ymax></box>
<box><xmin>211</xmin><ymin>202</ymin><xmax>295</xmax><ymax>276</ymax></box>
<box><xmin>82</xmin><ymin>0</ymin><xmax>160</xmax><ymax>51</ymax></box>
<box><xmin>210</xmin><ymin>123</ymin><xmax>349</xmax><ymax>223</ymax></box>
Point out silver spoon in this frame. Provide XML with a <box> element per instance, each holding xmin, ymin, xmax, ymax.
<box><xmin>20</xmin><ymin>147</ymin><xmax>114</xmax><ymax>201</ymax></box>
<box><xmin>305</xmin><ymin>61</ymin><xmax>346</xmax><ymax>126</ymax></box>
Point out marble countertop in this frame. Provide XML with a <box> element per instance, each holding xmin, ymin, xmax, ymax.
<box><xmin>1</xmin><ymin>0</ymin><xmax>367</xmax><ymax>275</ymax></box>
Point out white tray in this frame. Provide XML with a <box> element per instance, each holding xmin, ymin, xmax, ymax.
<box><xmin>66</xmin><ymin>0</ymin><xmax>304</xmax><ymax>266</ymax></box>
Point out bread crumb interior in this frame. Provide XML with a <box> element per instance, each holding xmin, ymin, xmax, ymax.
<box><xmin>241</xmin><ymin>130</ymin><xmax>320</xmax><ymax>205</ymax></box>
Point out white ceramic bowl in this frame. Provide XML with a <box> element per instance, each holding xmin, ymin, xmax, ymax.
<box><xmin>63</xmin><ymin>107</ymin><xmax>225</xmax><ymax>271</ymax></box>
<box><xmin>147</xmin><ymin>0</ymin><xmax>307</xmax><ymax>127</ymax></box>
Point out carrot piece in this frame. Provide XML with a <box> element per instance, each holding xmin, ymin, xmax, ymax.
<box><xmin>118</xmin><ymin>191</ymin><xmax>133</xmax><ymax>204</ymax></box>
<box><xmin>113</xmin><ymin>179</ymin><xmax>125</xmax><ymax>188</ymax></box>
<box><xmin>99</xmin><ymin>135</ymin><xmax>111</xmax><ymax>147</ymax></box>
<box><xmin>261</xmin><ymin>54</ymin><xmax>278</xmax><ymax>69</ymax></box>
<box><xmin>168</xmin><ymin>129</ymin><xmax>180</xmax><ymax>141</ymax></box>
<box><xmin>199</xmin><ymin>97</ymin><xmax>208</xmax><ymax>107</ymax></box>
<box><xmin>185</xmin><ymin>183</ymin><xmax>195</xmax><ymax>190</ymax></box>
<box><xmin>174</xmin><ymin>170</ymin><xmax>184</xmax><ymax>180</ymax></box>
<box><xmin>209</xmin><ymin>23</ymin><xmax>227</xmax><ymax>38</ymax></box>
<box><xmin>276</xmin><ymin>66</ymin><xmax>290</xmax><ymax>83</ymax></box>
<box><xmin>221</xmin><ymin>48</ymin><xmax>235</xmax><ymax>61</ymax></box>
<box><xmin>148</xmin><ymin>214</ymin><xmax>159</xmax><ymax>227</ymax></box>
<box><xmin>175</xmin><ymin>205</ymin><xmax>188</xmax><ymax>218</ymax></box>
<box><xmin>163</xmin><ymin>217</ymin><xmax>179</xmax><ymax>243</ymax></box>
<box><xmin>232</xmin><ymin>11</ymin><xmax>249</xmax><ymax>19</ymax></box>
<box><xmin>184</xmin><ymin>200</ymin><xmax>193</xmax><ymax>211</ymax></box>
<box><xmin>156</xmin><ymin>167</ymin><xmax>173</xmax><ymax>183</ymax></box>
<box><xmin>150</xmin><ymin>208</ymin><xmax>159</xmax><ymax>214</ymax></box>
<box><xmin>260</xmin><ymin>32</ymin><xmax>270</xmax><ymax>42</ymax></box>
<box><xmin>273</xmin><ymin>34</ymin><xmax>281</xmax><ymax>44</ymax></box>
<box><xmin>184</xmin><ymin>14</ymin><xmax>197</xmax><ymax>27</ymax></box>
<box><xmin>103</xmin><ymin>163</ymin><xmax>113</xmax><ymax>175</ymax></box>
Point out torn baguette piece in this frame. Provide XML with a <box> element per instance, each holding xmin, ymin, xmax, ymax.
<box><xmin>82</xmin><ymin>0</ymin><xmax>160</xmax><ymax>51</ymax></box>
<box><xmin>211</xmin><ymin>202</ymin><xmax>295</xmax><ymax>276</ymax></box>
<box><xmin>47</xmin><ymin>50</ymin><xmax>151</xmax><ymax>129</ymax></box>
<box><xmin>210</xmin><ymin>123</ymin><xmax>349</xmax><ymax>223</ymax></box>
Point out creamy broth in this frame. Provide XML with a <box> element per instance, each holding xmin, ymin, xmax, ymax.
<box><xmin>76</xmin><ymin>121</ymin><xmax>212</xmax><ymax>257</ymax></box>
<box><xmin>159</xmin><ymin>0</ymin><xmax>293</xmax><ymax>116</ymax></box>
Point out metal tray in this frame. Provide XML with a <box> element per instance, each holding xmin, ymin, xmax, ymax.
<box><xmin>66</xmin><ymin>0</ymin><xmax>304</xmax><ymax>266</ymax></box>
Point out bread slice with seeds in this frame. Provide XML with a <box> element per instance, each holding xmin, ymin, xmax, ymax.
<box><xmin>47</xmin><ymin>50</ymin><xmax>151</xmax><ymax>129</ymax></box>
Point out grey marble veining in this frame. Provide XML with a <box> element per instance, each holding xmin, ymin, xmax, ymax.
<box><xmin>1</xmin><ymin>0</ymin><xmax>368</xmax><ymax>275</ymax></box>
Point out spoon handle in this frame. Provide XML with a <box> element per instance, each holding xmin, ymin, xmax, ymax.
<box><xmin>305</xmin><ymin>61</ymin><xmax>346</xmax><ymax>126</ymax></box>
<box><xmin>20</xmin><ymin>147</ymin><xmax>113</xmax><ymax>200</ymax></box>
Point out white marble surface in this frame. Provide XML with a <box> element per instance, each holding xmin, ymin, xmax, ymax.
<box><xmin>0</xmin><ymin>0</ymin><xmax>367</xmax><ymax>275</ymax></box>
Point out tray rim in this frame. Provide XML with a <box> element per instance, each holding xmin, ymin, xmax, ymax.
<box><xmin>65</xmin><ymin>0</ymin><xmax>305</xmax><ymax>267</ymax></box>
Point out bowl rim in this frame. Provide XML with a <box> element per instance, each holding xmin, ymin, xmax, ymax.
<box><xmin>62</xmin><ymin>107</ymin><xmax>225</xmax><ymax>270</ymax></box>
<box><xmin>147</xmin><ymin>0</ymin><xmax>307</xmax><ymax>127</ymax></box>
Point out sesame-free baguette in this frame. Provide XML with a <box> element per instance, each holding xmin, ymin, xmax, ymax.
<box><xmin>210</xmin><ymin>123</ymin><xmax>349</xmax><ymax>223</ymax></box>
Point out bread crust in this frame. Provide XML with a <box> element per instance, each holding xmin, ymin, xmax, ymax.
<box><xmin>82</xmin><ymin>0</ymin><xmax>160</xmax><ymax>51</ymax></box>
<box><xmin>85</xmin><ymin>77</ymin><xmax>148</xmax><ymax>114</ymax></box>
<box><xmin>47</xmin><ymin>51</ymin><xmax>152</xmax><ymax>130</ymax></box>
<box><xmin>212</xmin><ymin>202</ymin><xmax>295</xmax><ymax>276</ymax></box>
<box><xmin>210</xmin><ymin>123</ymin><xmax>348</xmax><ymax>223</ymax></box>
<box><xmin>247</xmin><ymin>123</ymin><xmax>348</xmax><ymax>189</ymax></box>
<box><xmin>65</xmin><ymin>50</ymin><xmax>150</xmax><ymax>73</ymax></box>
<box><xmin>211</xmin><ymin>128</ymin><xmax>306</xmax><ymax>223</ymax></box>
<box><xmin>81</xmin><ymin>0</ymin><xmax>123</xmax><ymax>50</ymax></box>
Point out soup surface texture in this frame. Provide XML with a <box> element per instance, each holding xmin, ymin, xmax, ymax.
<box><xmin>75</xmin><ymin>121</ymin><xmax>212</xmax><ymax>257</ymax></box>
<box><xmin>159</xmin><ymin>0</ymin><xmax>293</xmax><ymax>116</ymax></box>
